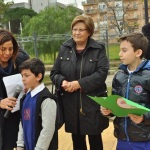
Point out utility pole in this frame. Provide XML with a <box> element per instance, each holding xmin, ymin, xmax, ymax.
<box><xmin>106</xmin><ymin>29</ymin><xmax>109</xmax><ymax>60</ymax></box>
<box><xmin>28</xmin><ymin>0</ymin><xmax>32</xmax><ymax>9</ymax></box>
<box><xmin>33</xmin><ymin>32</ymin><xmax>38</xmax><ymax>58</ymax></box>
<box><xmin>144</xmin><ymin>0</ymin><xmax>149</xmax><ymax>24</ymax></box>
<box><xmin>74</xmin><ymin>0</ymin><xmax>77</xmax><ymax>7</ymax></box>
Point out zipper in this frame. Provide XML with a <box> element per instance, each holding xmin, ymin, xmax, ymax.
<box><xmin>124</xmin><ymin>73</ymin><xmax>132</xmax><ymax>141</ymax></box>
<box><xmin>79</xmin><ymin>56</ymin><xmax>85</xmax><ymax>115</ymax></box>
<box><xmin>72</xmin><ymin>47</ymin><xmax>87</xmax><ymax>115</ymax></box>
<box><xmin>79</xmin><ymin>49</ymin><xmax>88</xmax><ymax>115</ymax></box>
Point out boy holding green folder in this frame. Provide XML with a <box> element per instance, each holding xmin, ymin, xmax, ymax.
<box><xmin>101</xmin><ymin>32</ymin><xmax>150</xmax><ymax>150</ymax></box>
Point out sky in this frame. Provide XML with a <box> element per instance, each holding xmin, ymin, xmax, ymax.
<box><xmin>4</xmin><ymin>0</ymin><xmax>83</xmax><ymax>9</ymax></box>
<box><xmin>57</xmin><ymin>0</ymin><xmax>83</xmax><ymax>9</ymax></box>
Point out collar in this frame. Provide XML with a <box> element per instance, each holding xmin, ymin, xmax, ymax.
<box><xmin>119</xmin><ymin>60</ymin><xmax>150</xmax><ymax>73</ymax></box>
<box><xmin>27</xmin><ymin>83</ymin><xmax>45</xmax><ymax>97</ymax></box>
<box><xmin>63</xmin><ymin>37</ymin><xmax>105</xmax><ymax>49</ymax></box>
<box><xmin>127</xmin><ymin>67</ymin><xmax>133</xmax><ymax>74</ymax></box>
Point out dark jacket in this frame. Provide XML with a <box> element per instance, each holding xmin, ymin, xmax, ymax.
<box><xmin>142</xmin><ymin>23</ymin><xmax>150</xmax><ymax>60</ymax></box>
<box><xmin>112</xmin><ymin>60</ymin><xmax>150</xmax><ymax>142</ymax></box>
<box><xmin>20</xmin><ymin>87</ymin><xmax>58</xmax><ymax>150</ymax></box>
<box><xmin>50</xmin><ymin>38</ymin><xmax>109</xmax><ymax>135</ymax></box>
<box><xmin>0</xmin><ymin>48</ymin><xmax>29</xmax><ymax>150</ymax></box>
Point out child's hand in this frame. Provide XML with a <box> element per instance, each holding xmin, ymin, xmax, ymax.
<box><xmin>100</xmin><ymin>106</ymin><xmax>112</xmax><ymax>115</ymax></box>
<box><xmin>128</xmin><ymin>114</ymin><xmax>144</xmax><ymax>124</ymax></box>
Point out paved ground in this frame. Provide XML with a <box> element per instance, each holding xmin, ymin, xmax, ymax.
<box><xmin>58</xmin><ymin>121</ymin><xmax>116</xmax><ymax>150</ymax></box>
<box><xmin>106</xmin><ymin>74</ymin><xmax>114</xmax><ymax>87</ymax></box>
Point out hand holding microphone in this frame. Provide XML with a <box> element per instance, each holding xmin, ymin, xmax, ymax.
<box><xmin>0</xmin><ymin>98</ymin><xmax>16</xmax><ymax>110</ymax></box>
<box><xmin>3</xmin><ymin>85</ymin><xmax>22</xmax><ymax>118</ymax></box>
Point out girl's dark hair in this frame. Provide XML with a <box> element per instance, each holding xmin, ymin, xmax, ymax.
<box><xmin>0</xmin><ymin>30</ymin><xmax>18</xmax><ymax>62</ymax></box>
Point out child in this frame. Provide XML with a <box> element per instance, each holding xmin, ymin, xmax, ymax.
<box><xmin>101</xmin><ymin>32</ymin><xmax>150</xmax><ymax>150</ymax></box>
<box><xmin>16</xmin><ymin>58</ymin><xmax>58</xmax><ymax>150</ymax></box>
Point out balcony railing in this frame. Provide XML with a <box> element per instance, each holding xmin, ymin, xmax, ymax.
<box><xmin>126</xmin><ymin>16</ymin><xmax>139</xmax><ymax>20</ymax></box>
<box><xmin>82</xmin><ymin>0</ymin><xmax>96</xmax><ymax>6</ymax></box>
<box><xmin>126</xmin><ymin>6</ymin><xmax>138</xmax><ymax>10</ymax></box>
<box><xmin>98</xmin><ymin>9</ymin><xmax>107</xmax><ymax>13</ymax></box>
<box><xmin>85</xmin><ymin>9</ymin><xmax>97</xmax><ymax>14</ymax></box>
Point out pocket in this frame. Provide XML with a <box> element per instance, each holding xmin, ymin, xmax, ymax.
<box><xmin>59</xmin><ymin>56</ymin><xmax>70</xmax><ymax>61</ymax></box>
<box><xmin>85</xmin><ymin>58</ymin><xmax>98</xmax><ymax>74</ymax></box>
<box><xmin>59</xmin><ymin>56</ymin><xmax>72</xmax><ymax>75</ymax></box>
<box><xmin>89</xmin><ymin>58</ymin><xmax>98</xmax><ymax>63</ymax></box>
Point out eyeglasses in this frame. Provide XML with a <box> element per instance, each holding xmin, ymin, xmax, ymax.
<box><xmin>72</xmin><ymin>28</ymin><xmax>88</xmax><ymax>33</ymax></box>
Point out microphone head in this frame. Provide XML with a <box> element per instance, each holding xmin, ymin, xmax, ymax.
<box><xmin>15</xmin><ymin>85</ymin><xmax>23</xmax><ymax>93</ymax></box>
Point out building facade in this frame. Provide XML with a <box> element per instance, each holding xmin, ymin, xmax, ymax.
<box><xmin>29</xmin><ymin>0</ymin><xmax>57</xmax><ymax>13</ymax></box>
<box><xmin>5</xmin><ymin>0</ymin><xmax>80</xmax><ymax>13</ymax></box>
<box><xmin>82</xmin><ymin>0</ymin><xmax>150</xmax><ymax>43</ymax></box>
<box><xmin>4</xmin><ymin>0</ymin><xmax>57</xmax><ymax>13</ymax></box>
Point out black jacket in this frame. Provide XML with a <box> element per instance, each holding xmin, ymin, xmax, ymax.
<box><xmin>50</xmin><ymin>38</ymin><xmax>109</xmax><ymax>135</ymax></box>
<box><xmin>0</xmin><ymin>48</ymin><xmax>29</xmax><ymax>150</ymax></box>
<box><xmin>112</xmin><ymin>60</ymin><xmax>150</xmax><ymax>141</ymax></box>
<box><xmin>142</xmin><ymin>23</ymin><xmax>150</xmax><ymax>60</ymax></box>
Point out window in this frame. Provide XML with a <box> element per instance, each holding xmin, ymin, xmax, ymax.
<box><xmin>133</xmin><ymin>2</ymin><xmax>137</xmax><ymax>9</ymax></box>
<box><xmin>99</xmin><ymin>3</ymin><xmax>107</xmax><ymax>11</ymax></box>
<box><xmin>133</xmin><ymin>12</ymin><xmax>138</xmax><ymax>18</ymax></box>
<box><xmin>103</xmin><ymin>15</ymin><xmax>107</xmax><ymax>21</ymax></box>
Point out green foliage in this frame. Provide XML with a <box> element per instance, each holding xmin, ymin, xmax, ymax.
<box><xmin>23</xmin><ymin>6</ymin><xmax>81</xmax><ymax>35</ymax></box>
<box><xmin>4</xmin><ymin>7</ymin><xmax>37</xmax><ymax>34</ymax></box>
<box><xmin>4</xmin><ymin>7</ymin><xmax>37</xmax><ymax>21</ymax></box>
<box><xmin>43</xmin><ymin>75</ymin><xmax>51</xmax><ymax>84</ymax></box>
<box><xmin>0</xmin><ymin>2</ymin><xmax>11</xmax><ymax>27</ymax></box>
<box><xmin>108</xmin><ymin>44</ymin><xmax>120</xmax><ymax>60</ymax></box>
<box><xmin>22</xmin><ymin>6</ymin><xmax>82</xmax><ymax>62</ymax></box>
<box><xmin>29</xmin><ymin>43</ymin><xmax>120</xmax><ymax>64</ymax></box>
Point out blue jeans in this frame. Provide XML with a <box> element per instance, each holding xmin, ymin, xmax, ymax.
<box><xmin>117</xmin><ymin>139</ymin><xmax>150</xmax><ymax>150</ymax></box>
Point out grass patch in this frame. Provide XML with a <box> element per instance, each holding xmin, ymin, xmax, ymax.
<box><xmin>108</xmin><ymin>44</ymin><xmax>120</xmax><ymax>60</ymax></box>
<box><xmin>30</xmin><ymin>44</ymin><xmax>120</xmax><ymax>64</ymax></box>
<box><xmin>43</xmin><ymin>75</ymin><xmax>51</xmax><ymax>84</ymax></box>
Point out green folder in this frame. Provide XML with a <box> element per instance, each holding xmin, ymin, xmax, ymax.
<box><xmin>88</xmin><ymin>95</ymin><xmax>150</xmax><ymax>117</ymax></box>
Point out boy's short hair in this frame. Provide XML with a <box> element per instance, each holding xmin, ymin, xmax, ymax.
<box><xmin>19</xmin><ymin>58</ymin><xmax>45</xmax><ymax>83</ymax></box>
<box><xmin>118</xmin><ymin>32</ymin><xmax>148</xmax><ymax>58</ymax></box>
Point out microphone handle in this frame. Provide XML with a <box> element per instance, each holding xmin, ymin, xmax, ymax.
<box><xmin>4</xmin><ymin>92</ymin><xmax>20</xmax><ymax>118</ymax></box>
<box><xmin>4</xmin><ymin>109</ymin><xmax>12</xmax><ymax>118</ymax></box>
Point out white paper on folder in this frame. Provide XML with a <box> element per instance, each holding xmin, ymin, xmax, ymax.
<box><xmin>3</xmin><ymin>73</ymin><xmax>24</xmax><ymax>112</ymax></box>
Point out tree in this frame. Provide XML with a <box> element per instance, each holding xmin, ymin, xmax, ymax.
<box><xmin>4</xmin><ymin>7</ymin><xmax>37</xmax><ymax>34</ymax></box>
<box><xmin>21</xmin><ymin>6</ymin><xmax>82</xmax><ymax>62</ymax></box>
<box><xmin>0</xmin><ymin>1</ymin><xmax>11</xmax><ymax>28</ymax></box>
<box><xmin>100</xmin><ymin>0</ymin><xmax>140</xmax><ymax>37</ymax></box>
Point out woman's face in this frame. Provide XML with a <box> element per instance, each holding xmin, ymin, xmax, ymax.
<box><xmin>0</xmin><ymin>40</ymin><xmax>14</xmax><ymax>66</ymax></box>
<box><xmin>72</xmin><ymin>22</ymin><xmax>90</xmax><ymax>45</ymax></box>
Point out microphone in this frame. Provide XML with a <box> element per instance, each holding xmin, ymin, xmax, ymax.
<box><xmin>4</xmin><ymin>85</ymin><xmax>22</xmax><ymax>118</ymax></box>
